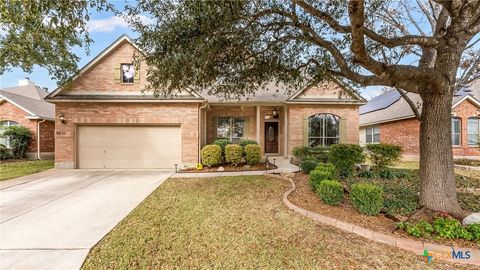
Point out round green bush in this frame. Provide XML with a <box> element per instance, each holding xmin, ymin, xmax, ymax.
<box><xmin>309</xmin><ymin>169</ymin><xmax>334</xmax><ymax>191</ymax></box>
<box><xmin>366</xmin><ymin>144</ymin><xmax>402</xmax><ymax>169</ymax></box>
<box><xmin>244</xmin><ymin>144</ymin><xmax>261</xmax><ymax>165</ymax></box>
<box><xmin>0</xmin><ymin>125</ymin><xmax>32</xmax><ymax>158</ymax></box>
<box><xmin>212</xmin><ymin>138</ymin><xmax>230</xmax><ymax>154</ymax></box>
<box><xmin>317</xmin><ymin>180</ymin><xmax>344</xmax><ymax>205</ymax></box>
<box><xmin>293</xmin><ymin>145</ymin><xmax>329</xmax><ymax>162</ymax></box>
<box><xmin>239</xmin><ymin>139</ymin><xmax>258</xmax><ymax>148</ymax></box>
<box><xmin>225</xmin><ymin>144</ymin><xmax>243</xmax><ymax>165</ymax></box>
<box><xmin>201</xmin><ymin>144</ymin><xmax>222</xmax><ymax>167</ymax></box>
<box><xmin>300</xmin><ymin>159</ymin><xmax>318</xmax><ymax>173</ymax></box>
<box><xmin>328</xmin><ymin>144</ymin><xmax>364</xmax><ymax>177</ymax></box>
<box><xmin>350</xmin><ymin>183</ymin><xmax>384</xmax><ymax>215</ymax></box>
<box><xmin>315</xmin><ymin>163</ymin><xmax>336</xmax><ymax>176</ymax></box>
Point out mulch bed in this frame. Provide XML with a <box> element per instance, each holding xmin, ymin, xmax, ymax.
<box><xmin>180</xmin><ymin>162</ymin><xmax>277</xmax><ymax>173</ymax></box>
<box><xmin>289</xmin><ymin>172</ymin><xmax>479</xmax><ymax>249</ymax></box>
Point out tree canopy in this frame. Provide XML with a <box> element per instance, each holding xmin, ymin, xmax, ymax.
<box><xmin>0</xmin><ymin>0</ymin><xmax>111</xmax><ymax>83</ymax></box>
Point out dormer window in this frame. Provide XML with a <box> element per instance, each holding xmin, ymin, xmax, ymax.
<box><xmin>121</xmin><ymin>64</ymin><xmax>135</xmax><ymax>83</ymax></box>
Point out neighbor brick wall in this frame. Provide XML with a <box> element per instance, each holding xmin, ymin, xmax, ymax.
<box><xmin>378</xmin><ymin>99</ymin><xmax>480</xmax><ymax>158</ymax></box>
<box><xmin>287</xmin><ymin>104</ymin><xmax>360</xmax><ymax>155</ymax></box>
<box><xmin>380</xmin><ymin>118</ymin><xmax>420</xmax><ymax>155</ymax></box>
<box><xmin>452</xmin><ymin>99</ymin><xmax>480</xmax><ymax>157</ymax></box>
<box><xmin>0</xmin><ymin>100</ymin><xmax>55</xmax><ymax>156</ymax></box>
<box><xmin>54</xmin><ymin>102</ymin><xmax>199</xmax><ymax>168</ymax></box>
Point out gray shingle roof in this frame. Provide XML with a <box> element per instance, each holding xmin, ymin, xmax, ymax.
<box><xmin>359</xmin><ymin>79</ymin><xmax>480</xmax><ymax>126</ymax></box>
<box><xmin>0</xmin><ymin>85</ymin><xmax>54</xmax><ymax>120</ymax></box>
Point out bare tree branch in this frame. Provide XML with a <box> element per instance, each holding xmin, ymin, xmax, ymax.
<box><xmin>396</xmin><ymin>87</ymin><xmax>421</xmax><ymax>119</ymax></box>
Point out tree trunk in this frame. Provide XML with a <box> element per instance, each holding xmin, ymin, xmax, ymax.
<box><xmin>419</xmin><ymin>90</ymin><xmax>467</xmax><ymax>218</ymax></box>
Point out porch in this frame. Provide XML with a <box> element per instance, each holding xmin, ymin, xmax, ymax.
<box><xmin>200</xmin><ymin>104</ymin><xmax>288</xmax><ymax>157</ymax></box>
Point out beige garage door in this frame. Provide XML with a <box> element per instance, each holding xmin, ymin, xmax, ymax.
<box><xmin>77</xmin><ymin>126</ymin><xmax>181</xmax><ymax>169</ymax></box>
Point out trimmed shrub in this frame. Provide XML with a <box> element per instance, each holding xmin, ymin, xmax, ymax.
<box><xmin>225</xmin><ymin>144</ymin><xmax>243</xmax><ymax>165</ymax></box>
<box><xmin>350</xmin><ymin>183</ymin><xmax>384</xmax><ymax>215</ymax></box>
<box><xmin>366</xmin><ymin>144</ymin><xmax>402</xmax><ymax>170</ymax></box>
<box><xmin>379</xmin><ymin>169</ymin><xmax>396</xmax><ymax>179</ymax></box>
<box><xmin>0</xmin><ymin>126</ymin><xmax>32</xmax><ymax>158</ymax></box>
<box><xmin>317</xmin><ymin>180</ymin><xmax>344</xmax><ymax>205</ymax></box>
<box><xmin>239</xmin><ymin>139</ymin><xmax>258</xmax><ymax>148</ymax></box>
<box><xmin>292</xmin><ymin>145</ymin><xmax>328</xmax><ymax>163</ymax></box>
<box><xmin>328</xmin><ymin>144</ymin><xmax>365</xmax><ymax>177</ymax></box>
<box><xmin>309</xmin><ymin>169</ymin><xmax>334</xmax><ymax>191</ymax></box>
<box><xmin>357</xmin><ymin>170</ymin><xmax>376</xmax><ymax>179</ymax></box>
<box><xmin>315</xmin><ymin>163</ymin><xmax>336</xmax><ymax>176</ymax></box>
<box><xmin>201</xmin><ymin>144</ymin><xmax>222</xmax><ymax>167</ymax></box>
<box><xmin>212</xmin><ymin>138</ymin><xmax>230</xmax><ymax>155</ymax></box>
<box><xmin>244</xmin><ymin>144</ymin><xmax>261</xmax><ymax>165</ymax></box>
<box><xmin>300</xmin><ymin>159</ymin><xmax>318</xmax><ymax>173</ymax></box>
<box><xmin>0</xmin><ymin>144</ymin><xmax>11</xmax><ymax>160</ymax></box>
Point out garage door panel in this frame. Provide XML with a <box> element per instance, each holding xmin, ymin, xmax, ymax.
<box><xmin>78</xmin><ymin>126</ymin><xmax>181</xmax><ymax>169</ymax></box>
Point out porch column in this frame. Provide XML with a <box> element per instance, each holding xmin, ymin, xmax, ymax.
<box><xmin>256</xmin><ymin>106</ymin><xmax>261</xmax><ymax>143</ymax></box>
<box><xmin>284</xmin><ymin>105</ymin><xmax>288</xmax><ymax>157</ymax></box>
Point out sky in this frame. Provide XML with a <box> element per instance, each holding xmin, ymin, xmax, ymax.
<box><xmin>0</xmin><ymin>1</ymin><xmax>444</xmax><ymax>100</ymax></box>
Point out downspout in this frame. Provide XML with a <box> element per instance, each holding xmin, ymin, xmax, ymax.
<box><xmin>37</xmin><ymin>119</ymin><xmax>46</xmax><ymax>159</ymax></box>
<box><xmin>198</xmin><ymin>101</ymin><xmax>209</xmax><ymax>163</ymax></box>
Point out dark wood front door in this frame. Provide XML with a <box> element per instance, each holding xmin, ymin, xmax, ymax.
<box><xmin>264</xmin><ymin>122</ymin><xmax>279</xmax><ymax>154</ymax></box>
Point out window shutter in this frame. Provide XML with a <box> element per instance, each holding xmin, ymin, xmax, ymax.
<box><xmin>114</xmin><ymin>65</ymin><xmax>121</xmax><ymax>83</ymax></box>
<box><xmin>212</xmin><ymin>116</ymin><xmax>218</xmax><ymax>141</ymax></box>
<box><xmin>303</xmin><ymin>116</ymin><xmax>309</xmax><ymax>146</ymax></box>
<box><xmin>339</xmin><ymin>117</ymin><xmax>347</xmax><ymax>143</ymax></box>
<box><xmin>134</xmin><ymin>64</ymin><xmax>140</xmax><ymax>84</ymax></box>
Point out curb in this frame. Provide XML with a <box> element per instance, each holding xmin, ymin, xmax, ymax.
<box><xmin>281</xmin><ymin>176</ymin><xmax>480</xmax><ymax>266</ymax></box>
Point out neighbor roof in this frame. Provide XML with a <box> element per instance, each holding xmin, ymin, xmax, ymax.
<box><xmin>359</xmin><ymin>79</ymin><xmax>480</xmax><ymax>126</ymax></box>
<box><xmin>0</xmin><ymin>85</ymin><xmax>55</xmax><ymax>120</ymax></box>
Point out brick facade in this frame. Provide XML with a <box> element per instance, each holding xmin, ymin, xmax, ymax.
<box><xmin>54</xmin><ymin>102</ymin><xmax>199</xmax><ymax>169</ymax></box>
<box><xmin>370</xmin><ymin>98</ymin><xmax>480</xmax><ymax>159</ymax></box>
<box><xmin>0</xmin><ymin>100</ymin><xmax>54</xmax><ymax>158</ymax></box>
<box><xmin>287</xmin><ymin>104</ymin><xmax>360</xmax><ymax>155</ymax></box>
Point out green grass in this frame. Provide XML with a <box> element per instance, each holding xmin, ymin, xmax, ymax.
<box><xmin>82</xmin><ymin>176</ymin><xmax>461</xmax><ymax>269</ymax></box>
<box><xmin>0</xmin><ymin>160</ymin><xmax>54</xmax><ymax>181</ymax></box>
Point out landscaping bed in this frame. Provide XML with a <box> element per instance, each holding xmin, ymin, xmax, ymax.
<box><xmin>179</xmin><ymin>162</ymin><xmax>277</xmax><ymax>173</ymax></box>
<box><xmin>289</xmin><ymin>171</ymin><xmax>480</xmax><ymax>249</ymax></box>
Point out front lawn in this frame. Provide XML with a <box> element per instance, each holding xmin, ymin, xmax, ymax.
<box><xmin>83</xmin><ymin>176</ymin><xmax>466</xmax><ymax>269</ymax></box>
<box><xmin>0</xmin><ymin>160</ymin><xmax>54</xmax><ymax>181</ymax></box>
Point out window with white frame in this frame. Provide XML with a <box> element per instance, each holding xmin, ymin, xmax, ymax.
<box><xmin>365</xmin><ymin>125</ymin><xmax>380</xmax><ymax>144</ymax></box>
<box><xmin>467</xmin><ymin>117</ymin><xmax>480</xmax><ymax>146</ymax></box>
<box><xmin>308</xmin><ymin>113</ymin><xmax>339</xmax><ymax>147</ymax></box>
<box><xmin>217</xmin><ymin>117</ymin><xmax>245</xmax><ymax>143</ymax></box>
<box><xmin>121</xmin><ymin>63</ymin><xmax>135</xmax><ymax>83</ymax></box>
<box><xmin>452</xmin><ymin>117</ymin><xmax>461</xmax><ymax>146</ymax></box>
<box><xmin>0</xmin><ymin>120</ymin><xmax>20</xmax><ymax>148</ymax></box>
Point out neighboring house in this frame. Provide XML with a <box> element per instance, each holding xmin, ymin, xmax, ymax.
<box><xmin>46</xmin><ymin>35</ymin><xmax>366</xmax><ymax>169</ymax></box>
<box><xmin>359</xmin><ymin>81</ymin><xmax>480</xmax><ymax>160</ymax></box>
<box><xmin>0</xmin><ymin>79</ymin><xmax>55</xmax><ymax>159</ymax></box>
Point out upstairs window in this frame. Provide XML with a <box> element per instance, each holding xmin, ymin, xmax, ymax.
<box><xmin>452</xmin><ymin>117</ymin><xmax>461</xmax><ymax>146</ymax></box>
<box><xmin>365</xmin><ymin>125</ymin><xmax>380</xmax><ymax>144</ymax></box>
<box><xmin>0</xmin><ymin>120</ymin><xmax>20</xmax><ymax>148</ymax></box>
<box><xmin>217</xmin><ymin>117</ymin><xmax>245</xmax><ymax>144</ymax></box>
<box><xmin>121</xmin><ymin>64</ymin><xmax>135</xmax><ymax>83</ymax></box>
<box><xmin>467</xmin><ymin>117</ymin><xmax>480</xmax><ymax>146</ymax></box>
<box><xmin>308</xmin><ymin>113</ymin><xmax>339</xmax><ymax>147</ymax></box>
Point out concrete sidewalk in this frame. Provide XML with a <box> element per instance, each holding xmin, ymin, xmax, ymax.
<box><xmin>0</xmin><ymin>170</ymin><xmax>173</xmax><ymax>270</ymax></box>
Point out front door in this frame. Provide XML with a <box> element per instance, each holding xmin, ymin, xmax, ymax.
<box><xmin>264</xmin><ymin>122</ymin><xmax>278</xmax><ymax>154</ymax></box>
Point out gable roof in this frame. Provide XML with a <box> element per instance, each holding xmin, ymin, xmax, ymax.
<box><xmin>359</xmin><ymin>79</ymin><xmax>480</xmax><ymax>126</ymax></box>
<box><xmin>0</xmin><ymin>85</ymin><xmax>55</xmax><ymax>120</ymax></box>
<box><xmin>47</xmin><ymin>34</ymin><xmax>366</xmax><ymax>105</ymax></box>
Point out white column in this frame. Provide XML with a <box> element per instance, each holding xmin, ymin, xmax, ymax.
<box><xmin>284</xmin><ymin>105</ymin><xmax>288</xmax><ymax>157</ymax></box>
<box><xmin>256</xmin><ymin>106</ymin><xmax>261</xmax><ymax>143</ymax></box>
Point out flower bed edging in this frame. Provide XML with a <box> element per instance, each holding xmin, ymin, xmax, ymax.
<box><xmin>281</xmin><ymin>176</ymin><xmax>480</xmax><ymax>266</ymax></box>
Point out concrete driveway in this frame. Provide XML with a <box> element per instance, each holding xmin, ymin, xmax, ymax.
<box><xmin>0</xmin><ymin>170</ymin><xmax>173</xmax><ymax>270</ymax></box>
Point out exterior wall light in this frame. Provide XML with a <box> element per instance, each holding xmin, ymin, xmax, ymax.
<box><xmin>59</xmin><ymin>113</ymin><xmax>66</xmax><ymax>124</ymax></box>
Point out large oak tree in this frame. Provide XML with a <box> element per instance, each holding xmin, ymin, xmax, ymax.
<box><xmin>125</xmin><ymin>0</ymin><xmax>480</xmax><ymax>217</ymax></box>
